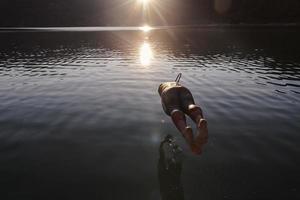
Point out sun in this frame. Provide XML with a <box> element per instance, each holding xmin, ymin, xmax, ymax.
<box><xmin>139</xmin><ymin>25</ymin><xmax>152</xmax><ymax>32</ymax></box>
<box><xmin>139</xmin><ymin>0</ymin><xmax>150</xmax><ymax>4</ymax></box>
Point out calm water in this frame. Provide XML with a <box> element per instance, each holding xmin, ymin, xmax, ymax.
<box><xmin>0</xmin><ymin>28</ymin><xmax>300</xmax><ymax>199</ymax></box>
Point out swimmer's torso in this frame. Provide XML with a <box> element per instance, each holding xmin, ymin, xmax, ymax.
<box><xmin>158</xmin><ymin>82</ymin><xmax>182</xmax><ymax>96</ymax></box>
<box><xmin>158</xmin><ymin>82</ymin><xmax>195</xmax><ymax>116</ymax></box>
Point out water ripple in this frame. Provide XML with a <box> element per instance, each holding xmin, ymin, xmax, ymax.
<box><xmin>0</xmin><ymin>30</ymin><xmax>299</xmax><ymax>199</ymax></box>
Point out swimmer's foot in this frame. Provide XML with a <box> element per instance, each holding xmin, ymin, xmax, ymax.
<box><xmin>183</xmin><ymin>126</ymin><xmax>194</xmax><ymax>146</ymax></box>
<box><xmin>193</xmin><ymin>119</ymin><xmax>208</xmax><ymax>154</ymax></box>
<box><xmin>183</xmin><ymin>126</ymin><xmax>201</xmax><ymax>155</ymax></box>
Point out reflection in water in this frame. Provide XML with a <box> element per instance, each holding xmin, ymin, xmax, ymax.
<box><xmin>139</xmin><ymin>41</ymin><xmax>153</xmax><ymax>66</ymax></box>
<box><xmin>158</xmin><ymin>135</ymin><xmax>184</xmax><ymax>200</ymax></box>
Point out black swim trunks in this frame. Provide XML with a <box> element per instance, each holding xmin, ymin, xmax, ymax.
<box><xmin>158</xmin><ymin>82</ymin><xmax>195</xmax><ymax>116</ymax></box>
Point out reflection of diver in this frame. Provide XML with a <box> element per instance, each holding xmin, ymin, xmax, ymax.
<box><xmin>158</xmin><ymin>73</ymin><xmax>208</xmax><ymax>154</ymax></box>
<box><xmin>158</xmin><ymin>135</ymin><xmax>184</xmax><ymax>200</ymax></box>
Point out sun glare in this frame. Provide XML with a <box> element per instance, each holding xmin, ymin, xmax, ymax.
<box><xmin>140</xmin><ymin>25</ymin><xmax>152</xmax><ymax>32</ymax></box>
<box><xmin>139</xmin><ymin>0</ymin><xmax>150</xmax><ymax>5</ymax></box>
<box><xmin>140</xmin><ymin>42</ymin><xmax>153</xmax><ymax>66</ymax></box>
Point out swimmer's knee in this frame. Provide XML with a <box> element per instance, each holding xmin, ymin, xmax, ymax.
<box><xmin>170</xmin><ymin>109</ymin><xmax>184</xmax><ymax>116</ymax></box>
<box><xmin>187</xmin><ymin>104</ymin><xmax>202</xmax><ymax>115</ymax></box>
<box><xmin>170</xmin><ymin>109</ymin><xmax>186</xmax><ymax>122</ymax></box>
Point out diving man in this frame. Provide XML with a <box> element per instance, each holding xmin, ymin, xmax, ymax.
<box><xmin>158</xmin><ymin>74</ymin><xmax>208</xmax><ymax>154</ymax></box>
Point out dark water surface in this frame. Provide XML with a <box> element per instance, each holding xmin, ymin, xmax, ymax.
<box><xmin>0</xmin><ymin>29</ymin><xmax>300</xmax><ymax>199</ymax></box>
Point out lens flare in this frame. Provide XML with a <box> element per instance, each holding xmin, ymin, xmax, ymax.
<box><xmin>140</xmin><ymin>42</ymin><xmax>153</xmax><ymax>66</ymax></box>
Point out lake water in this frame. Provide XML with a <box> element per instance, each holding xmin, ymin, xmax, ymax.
<box><xmin>0</xmin><ymin>28</ymin><xmax>299</xmax><ymax>199</ymax></box>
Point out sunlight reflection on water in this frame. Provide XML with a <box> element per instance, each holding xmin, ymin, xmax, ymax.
<box><xmin>139</xmin><ymin>41</ymin><xmax>153</xmax><ymax>66</ymax></box>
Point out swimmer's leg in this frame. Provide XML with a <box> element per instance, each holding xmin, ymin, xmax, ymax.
<box><xmin>179</xmin><ymin>87</ymin><xmax>204</xmax><ymax>126</ymax></box>
<box><xmin>170</xmin><ymin>109</ymin><xmax>194</xmax><ymax>149</ymax></box>
<box><xmin>186</xmin><ymin>105</ymin><xmax>208</xmax><ymax>151</ymax></box>
<box><xmin>186</xmin><ymin>104</ymin><xmax>204</xmax><ymax>124</ymax></box>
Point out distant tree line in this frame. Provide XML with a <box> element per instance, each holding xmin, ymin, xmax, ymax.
<box><xmin>0</xmin><ymin>0</ymin><xmax>299</xmax><ymax>27</ymax></box>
